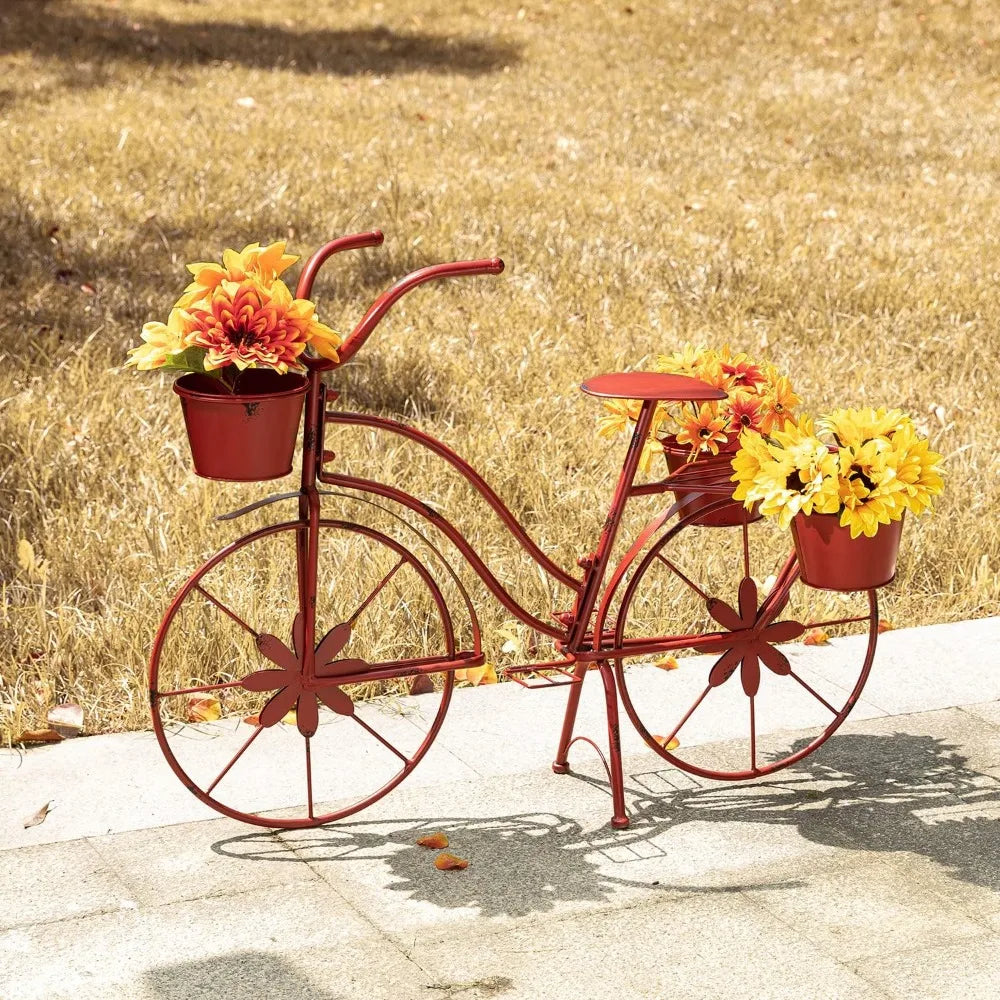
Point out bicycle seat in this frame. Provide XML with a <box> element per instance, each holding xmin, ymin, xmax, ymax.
<box><xmin>580</xmin><ymin>372</ymin><xmax>726</xmax><ymax>402</ymax></box>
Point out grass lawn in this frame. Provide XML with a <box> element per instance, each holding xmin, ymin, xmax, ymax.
<box><xmin>1</xmin><ymin>0</ymin><xmax>997</xmax><ymax>741</ymax></box>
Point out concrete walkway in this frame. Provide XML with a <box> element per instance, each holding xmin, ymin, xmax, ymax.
<box><xmin>2</xmin><ymin>617</ymin><xmax>999</xmax><ymax>999</ymax></box>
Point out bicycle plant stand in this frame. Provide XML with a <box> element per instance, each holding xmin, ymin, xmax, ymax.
<box><xmin>149</xmin><ymin>231</ymin><xmax>882</xmax><ymax>831</ymax></box>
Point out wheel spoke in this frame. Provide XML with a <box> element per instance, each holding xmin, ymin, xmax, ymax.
<box><xmin>347</xmin><ymin>557</ymin><xmax>407</xmax><ymax>626</ymax></box>
<box><xmin>790</xmin><ymin>670</ymin><xmax>838</xmax><ymax>714</ymax></box>
<box><xmin>801</xmin><ymin>614</ymin><xmax>873</xmax><ymax>631</ymax></box>
<box><xmin>206</xmin><ymin>723</ymin><xmax>265</xmax><ymax>795</ymax></box>
<box><xmin>749</xmin><ymin>695</ymin><xmax>757</xmax><ymax>773</ymax></box>
<box><xmin>156</xmin><ymin>679</ymin><xmax>247</xmax><ymax>698</ymax></box>
<box><xmin>194</xmin><ymin>584</ymin><xmax>260</xmax><ymax>639</ymax></box>
<box><xmin>662</xmin><ymin>683</ymin><xmax>713</xmax><ymax>748</ymax></box>
<box><xmin>741</xmin><ymin>519</ymin><xmax>750</xmax><ymax>581</ymax></box>
<box><xmin>351</xmin><ymin>714</ymin><xmax>410</xmax><ymax>764</ymax></box>
<box><xmin>305</xmin><ymin>735</ymin><xmax>314</xmax><ymax>820</ymax></box>
<box><xmin>654</xmin><ymin>552</ymin><xmax>712</xmax><ymax>604</ymax></box>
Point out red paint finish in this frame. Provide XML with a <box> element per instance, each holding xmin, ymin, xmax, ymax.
<box><xmin>581</xmin><ymin>372</ymin><xmax>726</xmax><ymax>401</ymax></box>
<box><xmin>174</xmin><ymin>372</ymin><xmax>307</xmax><ymax>481</ymax></box>
<box><xmin>150</xmin><ymin>233</ymin><xmax>883</xmax><ymax>832</ymax></box>
<box><xmin>791</xmin><ymin>512</ymin><xmax>904</xmax><ymax>591</ymax></box>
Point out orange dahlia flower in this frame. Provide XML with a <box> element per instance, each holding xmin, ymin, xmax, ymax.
<box><xmin>181</xmin><ymin>278</ymin><xmax>341</xmax><ymax>373</ymax></box>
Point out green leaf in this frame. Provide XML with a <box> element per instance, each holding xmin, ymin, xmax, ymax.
<box><xmin>159</xmin><ymin>348</ymin><xmax>215</xmax><ymax>375</ymax></box>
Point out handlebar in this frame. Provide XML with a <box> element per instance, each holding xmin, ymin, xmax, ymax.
<box><xmin>295</xmin><ymin>230</ymin><xmax>385</xmax><ymax>302</ymax></box>
<box><xmin>335</xmin><ymin>257</ymin><xmax>504</xmax><ymax>367</ymax></box>
<box><xmin>295</xmin><ymin>232</ymin><xmax>504</xmax><ymax>372</ymax></box>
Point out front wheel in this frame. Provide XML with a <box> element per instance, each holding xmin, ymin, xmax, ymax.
<box><xmin>613</xmin><ymin>510</ymin><xmax>879</xmax><ymax>780</ymax></box>
<box><xmin>150</xmin><ymin>520</ymin><xmax>456</xmax><ymax>827</ymax></box>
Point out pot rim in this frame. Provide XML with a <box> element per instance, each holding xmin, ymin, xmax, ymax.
<box><xmin>173</xmin><ymin>371</ymin><xmax>309</xmax><ymax>402</ymax></box>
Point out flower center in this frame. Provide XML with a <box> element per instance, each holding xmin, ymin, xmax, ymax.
<box><xmin>785</xmin><ymin>470</ymin><xmax>808</xmax><ymax>492</ymax></box>
<box><xmin>850</xmin><ymin>469</ymin><xmax>876</xmax><ymax>492</ymax></box>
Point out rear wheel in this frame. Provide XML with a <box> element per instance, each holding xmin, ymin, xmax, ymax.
<box><xmin>613</xmin><ymin>507</ymin><xmax>879</xmax><ymax>780</ymax></box>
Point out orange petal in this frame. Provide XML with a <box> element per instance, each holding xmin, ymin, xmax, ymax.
<box><xmin>416</xmin><ymin>832</ymin><xmax>449</xmax><ymax>849</ymax></box>
<box><xmin>186</xmin><ymin>695</ymin><xmax>222</xmax><ymax>722</ymax></box>
<box><xmin>653</xmin><ymin>735</ymin><xmax>680</xmax><ymax>750</ymax></box>
<box><xmin>654</xmin><ymin>655</ymin><xmax>679</xmax><ymax>671</ymax></box>
<box><xmin>434</xmin><ymin>852</ymin><xmax>469</xmax><ymax>871</ymax></box>
<box><xmin>802</xmin><ymin>628</ymin><xmax>830</xmax><ymax>646</ymax></box>
<box><xmin>15</xmin><ymin>728</ymin><xmax>63</xmax><ymax>744</ymax></box>
<box><xmin>878</xmin><ymin>620</ymin><xmax>894</xmax><ymax>634</ymax></box>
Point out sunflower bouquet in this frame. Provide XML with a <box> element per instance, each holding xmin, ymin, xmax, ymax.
<box><xmin>731</xmin><ymin>408</ymin><xmax>944</xmax><ymax>539</ymax></box>
<box><xmin>596</xmin><ymin>345</ymin><xmax>800</xmax><ymax>472</ymax></box>
<box><xmin>125</xmin><ymin>242</ymin><xmax>341</xmax><ymax>389</ymax></box>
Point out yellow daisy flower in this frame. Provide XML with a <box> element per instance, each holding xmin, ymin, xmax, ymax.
<box><xmin>819</xmin><ymin>406</ymin><xmax>913</xmax><ymax>449</ymax></box>
<box><xmin>125</xmin><ymin>309</ymin><xmax>188</xmax><ymax>370</ymax></box>
<box><xmin>885</xmin><ymin>424</ymin><xmax>944</xmax><ymax>517</ymax></box>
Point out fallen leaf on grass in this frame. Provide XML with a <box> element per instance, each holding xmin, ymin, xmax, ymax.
<box><xmin>281</xmin><ymin>709</ymin><xmax>297</xmax><ymax>725</ymax></box>
<box><xmin>434</xmin><ymin>851</ymin><xmax>469</xmax><ymax>871</ymax></box>
<box><xmin>416</xmin><ymin>832</ymin><xmax>449</xmax><ymax>849</ymax></box>
<box><xmin>47</xmin><ymin>703</ymin><xmax>84</xmax><ymax>738</ymax></box>
<box><xmin>454</xmin><ymin>664</ymin><xmax>497</xmax><ymax>687</ymax></box>
<box><xmin>24</xmin><ymin>801</ymin><xmax>54</xmax><ymax>828</ymax></box>
<box><xmin>15</xmin><ymin>728</ymin><xmax>63</xmax><ymax>744</ymax></box>
<box><xmin>802</xmin><ymin>628</ymin><xmax>830</xmax><ymax>646</ymax></box>
<box><xmin>409</xmin><ymin>674</ymin><xmax>435</xmax><ymax>696</ymax></box>
<box><xmin>654</xmin><ymin>655</ymin><xmax>679</xmax><ymax>671</ymax></box>
<box><xmin>186</xmin><ymin>695</ymin><xmax>221</xmax><ymax>722</ymax></box>
<box><xmin>878</xmin><ymin>620</ymin><xmax>894</xmax><ymax>634</ymax></box>
<box><xmin>653</xmin><ymin>735</ymin><xmax>680</xmax><ymax>751</ymax></box>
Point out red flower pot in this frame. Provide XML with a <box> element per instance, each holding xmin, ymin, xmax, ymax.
<box><xmin>662</xmin><ymin>436</ymin><xmax>761</xmax><ymax>527</ymax></box>
<box><xmin>173</xmin><ymin>370</ymin><xmax>308</xmax><ymax>481</ymax></box>
<box><xmin>791</xmin><ymin>511</ymin><xmax>904</xmax><ymax>592</ymax></box>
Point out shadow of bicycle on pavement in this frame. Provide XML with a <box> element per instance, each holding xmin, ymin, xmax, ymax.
<box><xmin>211</xmin><ymin>732</ymin><xmax>1000</xmax><ymax>918</ymax></box>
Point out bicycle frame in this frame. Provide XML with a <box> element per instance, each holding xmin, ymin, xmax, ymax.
<box><xmin>154</xmin><ymin>232</ymin><xmax>882</xmax><ymax>832</ymax></box>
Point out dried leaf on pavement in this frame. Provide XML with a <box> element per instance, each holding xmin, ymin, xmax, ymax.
<box><xmin>434</xmin><ymin>851</ymin><xmax>469</xmax><ymax>871</ymax></box>
<box><xmin>15</xmin><ymin>728</ymin><xmax>63</xmax><ymax>744</ymax></box>
<box><xmin>24</xmin><ymin>801</ymin><xmax>54</xmax><ymax>828</ymax></box>
<box><xmin>417</xmin><ymin>832</ymin><xmax>449</xmax><ymax>849</ymax></box>
<box><xmin>803</xmin><ymin>628</ymin><xmax>830</xmax><ymax>645</ymax></box>
<box><xmin>409</xmin><ymin>674</ymin><xmax>435</xmax><ymax>696</ymax></box>
<box><xmin>185</xmin><ymin>695</ymin><xmax>221</xmax><ymax>722</ymax></box>
<box><xmin>653</xmin><ymin>735</ymin><xmax>680</xmax><ymax>750</ymax></box>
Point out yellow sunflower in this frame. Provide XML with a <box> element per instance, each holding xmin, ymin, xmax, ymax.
<box><xmin>886</xmin><ymin>424</ymin><xmax>945</xmax><ymax>517</ymax></box>
<box><xmin>819</xmin><ymin>406</ymin><xmax>913</xmax><ymax>449</ymax></box>
<box><xmin>835</xmin><ymin>440</ymin><xmax>906</xmax><ymax>538</ymax></box>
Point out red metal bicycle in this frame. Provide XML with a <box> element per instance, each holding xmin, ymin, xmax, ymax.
<box><xmin>150</xmin><ymin>231</ymin><xmax>881</xmax><ymax>830</ymax></box>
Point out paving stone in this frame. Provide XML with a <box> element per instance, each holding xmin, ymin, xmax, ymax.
<box><xmin>743</xmin><ymin>856</ymin><xmax>984</xmax><ymax>961</ymax></box>
<box><xmin>0</xmin><ymin>882</ymin><xmax>425</xmax><ymax>1000</ymax></box>
<box><xmin>410</xmin><ymin>891</ymin><xmax>889</xmax><ymax>1000</ymax></box>
<box><xmin>858</xmin><ymin>933</ymin><xmax>1000</xmax><ymax>1000</ymax></box>
<box><xmin>0</xmin><ymin>839</ymin><xmax>134</xmax><ymax>931</ymax></box>
<box><xmin>86</xmin><ymin>818</ymin><xmax>319</xmax><ymax>908</ymax></box>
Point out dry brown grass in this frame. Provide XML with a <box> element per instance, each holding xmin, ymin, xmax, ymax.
<box><xmin>1</xmin><ymin>0</ymin><xmax>998</xmax><ymax>742</ymax></box>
